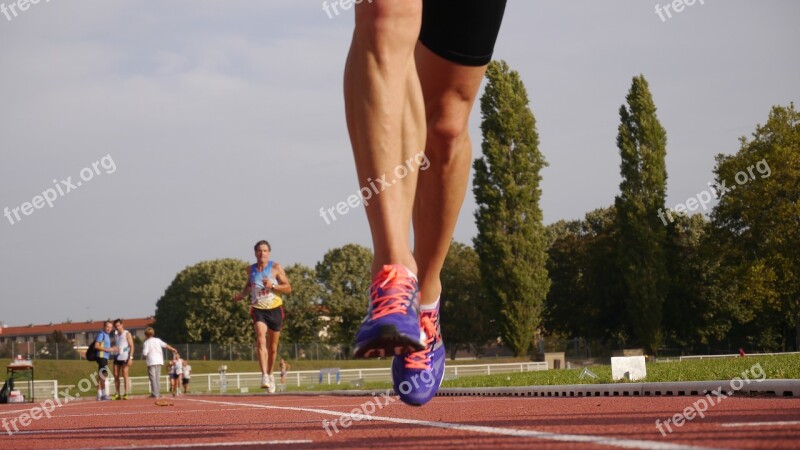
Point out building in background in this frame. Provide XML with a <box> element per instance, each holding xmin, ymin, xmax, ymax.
<box><xmin>0</xmin><ymin>318</ymin><xmax>154</xmax><ymax>359</ymax></box>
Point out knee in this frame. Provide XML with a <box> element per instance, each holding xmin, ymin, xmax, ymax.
<box><xmin>426</xmin><ymin>114</ymin><xmax>470</xmax><ymax>168</ymax></box>
<box><xmin>256</xmin><ymin>336</ymin><xmax>267</xmax><ymax>348</ymax></box>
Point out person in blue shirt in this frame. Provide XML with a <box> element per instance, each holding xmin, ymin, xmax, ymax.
<box><xmin>94</xmin><ymin>321</ymin><xmax>117</xmax><ymax>401</ymax></box>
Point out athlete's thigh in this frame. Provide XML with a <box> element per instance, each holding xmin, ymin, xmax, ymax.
<box><xmin>419</xmin><ymin>0</ymin><xmax>507</xmax><ymax>67</ymax></box>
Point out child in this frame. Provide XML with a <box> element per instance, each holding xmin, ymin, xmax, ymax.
<box><xmin>168</xmin><ymin>354</ymin><xmax>184</xmax><ymax>396</ymax></box>
<box><xmin>182</xmin><ymin>360</ymin><xmax>192</xmax><ymax>394</ymax></box>
<box><xmin>280</xmin><ymin>358</ymin><xmax>290</xmax><ymax>385</ymax></box>
<box><xmin>141</xmin><ymin>327</ymin><xmax>177</xmax><ymax>399</ymax></box>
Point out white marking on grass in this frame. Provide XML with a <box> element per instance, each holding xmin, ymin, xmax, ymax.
<box><xmin>186</xmin><ymin>398</ymin><xmax>718</xmax><ymax>450</ymax></box>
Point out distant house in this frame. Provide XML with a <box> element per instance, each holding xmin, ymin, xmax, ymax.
<box><xmin>0</xmin><ymin>317</ymin><xmax>154</xmax><ymax>351</ymax></box>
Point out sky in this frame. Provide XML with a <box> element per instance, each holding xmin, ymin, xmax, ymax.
<box><xmin>1</xmin><ymin>1</ymin><xmax>798</xmax><ymax>327</ymax></box>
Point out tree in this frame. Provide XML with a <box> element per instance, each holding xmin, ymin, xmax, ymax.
<box><xmin>473</xmin><ymin>60</ymin><xmax>550</xmax><ymax>356</ymax></box>
<box><xmin>543</xmin><ymin>219</ymin><xmax>586</xmax><ymax>337</ymax></box>
<box><xmin>316</xmin><ymin>244</ymin><xmax>372</xmax><ymax>352</ymax></box>
<box><xmin>708</xmin><ymin>103</ymin><xmax>800</xmax><ymax>351</ymax></box>
<box><xmin>662</xmin><ymin>213</ymin><xmax>718</xmax><ymax>352</ymax></box>
<box><xmin>544</xmin><ymin>207</ymin><xmax>625</xmax><ymax>348</ymax></box>
<box><xmin>45</xmin><ymin>330</ymin><xmax>78</xmax><ymax>359</ymax></box>
<box><xmin>154</xmin><ymin>259</ymin><xmax>251</xmax><ymax>344</ymax></box>
<box><xmin>281</xmin><ymin>264</ymin><xmax>323</xmax><ymax>345</ymax></box>
<box><xmin>440</xmin><ymin>241</ymin><xmax>496</xmax><ymax>359</ymax></box>
<box><xmin>613</xmin><ymin>75</ymin><xmax>669</xmax><ymax>354</ymax></box>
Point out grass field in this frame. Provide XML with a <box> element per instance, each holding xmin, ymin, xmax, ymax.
<box><xmin>9</xmin><ymin>354</ymin><xmax>799</xmax><ymax>394</ymax></box>
<box><xmin>443</xmin><ymin>354</ymin><xmax>800</xmax><ymax>388</ymax></box>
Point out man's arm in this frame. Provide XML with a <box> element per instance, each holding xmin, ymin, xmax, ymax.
<box><xmin>272</xmin><ymin>263</ymin><xmax>292</xmax><ymax>295</ymax></box>
<box><xmin>234</xmin><ymin>277</ymin><xmax>252</xmax><ymax>301</ymax></box>
<box><xmin>126</xmin><ymin>333</ymin><xmax>135</xmax><ymax>365</ymax></box>
<box><xmin>96</xmin><ymin>334</ymin><xmax>117</xmax><ymax>354</ymax></box>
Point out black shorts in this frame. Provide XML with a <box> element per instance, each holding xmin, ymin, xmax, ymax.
<box><xmin>96</xmin><ymin>358</ymin><xmax>109</xmax><ymax>376</ymax></box>
<box><xmin>170</xmin><ymin>373</ymin><xmax>180</xmax><ymax>380</ymax></box>
<box><xmin>251</xmin><ymin>306</ymin><xmax>284</xmax><ymax>332</ymax></box>
<box><xmin>113</xmin><ymin>359</ymin><xmax>129</xmax><ymax>367</ymax></box>
<box><xmin>420</xmin><ymin>0</ymin><xmax>508</xmax><ymax>67</ymax></box>
<box><xmin>182</xmin><ymin>378</ymin><xmax>190</xmax><ymax>385</ymax></box>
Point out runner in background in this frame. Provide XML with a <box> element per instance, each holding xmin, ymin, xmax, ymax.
<box><xmin>234</xmin><ymin>240</ymin><xmax>292</xmax><ymax>393</ymax></box>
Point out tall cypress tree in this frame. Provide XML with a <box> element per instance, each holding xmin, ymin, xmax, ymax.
<box><xmin>473</xmin><ymin>60</ymin><xmax>550</xmax><ymax>356</ymax></box>
<box><xmin>614</xmin><ymin>75</ymin><xmax>669</xmax><ymax>354</ymax></box>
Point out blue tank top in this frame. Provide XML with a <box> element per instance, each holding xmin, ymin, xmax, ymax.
<box><xmin>249</xmin><ymin>261</ymin><xmax>282</xmax><ymax>309</ymax></box>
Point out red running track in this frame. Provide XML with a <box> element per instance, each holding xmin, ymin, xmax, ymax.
<box><xmin>1</xmin><ymin>393</ymin><xmax>798</xmax><ymax>449</ymax></box>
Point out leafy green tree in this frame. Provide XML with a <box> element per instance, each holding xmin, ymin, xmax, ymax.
<box><xmin>543</xmin><ymin>219</ymin><xmax>586</xmax><ymax>336</ymax></box>
<box><xmin>473</xmin><ymin>60</ymin><xmax>550</xmax><ymax>356</ymax></box>
<box><xmin>662</xmin><ymin>214</ymin><xmax>718</xmax><ymax>352</ymax></box>
<box><xmin>440</xmin><ymin>241</ymin><xmax>496</xmax><ymax>359</ymax></box>
<box><xmin>708</xmin><ymin>103</ymin><xmax>800</xmax><ymax>351</ymax></box>
<box><xmin>613</xmin><ymin>75</ymin><xmax>669</xmax><ymax>354</ymax></box>
<box><xmin>282</xmin><ymin>264</ymin><xmax>323</xmax><ymax>345</ymax></box>
<box><xmin>46</xmin><ymin>330</ymin><xmax>78</xmax><ymax>359</ymax></box>
<box><xmin>544</xmin><ymin>207</ymin><xmax>625</xmax><ymax>347</ymax></box>
<box><xmin>154</xmin><ymin>259</ymin><xmax>251</xmax><ymax>344</ymax></box>
<box><xmin>316</xmin><ymin>244</ymin><xmax>372</xmax><ymax>352</ymax></box>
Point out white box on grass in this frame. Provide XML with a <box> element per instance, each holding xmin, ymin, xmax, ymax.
<box><xmin>611</xmin><ymin>356</ymin><xmax>647</xmax><ymax>381</ymax></box>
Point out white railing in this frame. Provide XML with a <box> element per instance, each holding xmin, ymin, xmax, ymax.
<box><xmin>7</xmin><ymin>380</ymin><xmax>58</xmax><ymax>401</ymax></box>
<box><xmin>679</xmin><ymin>351</ymin><xmax>800</xmax><ymax>361</ymax></box>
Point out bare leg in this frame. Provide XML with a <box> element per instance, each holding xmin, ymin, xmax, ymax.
<box><xmin>266</xmin><ymin>329</ymin><xmax>280</xmax><ymax>375</ymax></box>
<box><xmin>254</xmin><ymin>322</ymin><xmax>269</xmax><ymax>375</ymax></box>
<box><xmin>114</xmin><ymin>364</ymin><xmax>121</xmax><ymax>395</ymax></box>
<box><xmin>122</xmin><ymin>365</ymin><xmax>130</xmax><ymax>395</ymax></box>
<box><xmin>413</xmin><ymin>44</ymin><xmax>490</xmax><ymax>305</ymax></box>
<box><xmin>344</xmin><ymin>0</ymin><xmax>426</xmax><ymax>277</ymax></box>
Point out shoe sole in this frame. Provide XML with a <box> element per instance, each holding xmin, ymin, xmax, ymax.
<box><xmin>353</xmin><ymin>325</ymin><xmax>425</xmax><ymax>359</ymax></box>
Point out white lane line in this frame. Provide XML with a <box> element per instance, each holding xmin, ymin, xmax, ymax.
<box><xmin>186</xmin><ymin>398</ymin><xmax>718</xmax><ymax>450</ymax></box>
<box><xmin>7</xmin><ymin>423</ymin><xmax>318</xmax><ymax>436</ymax></box>
<box><xmin>30</xmin><ymin>407</ymin><xmax>248</xmax><ymax>420</ymax></box>
<box><xmin>62</xmin><ymin>440</ymin><xmax>312</xmax><ymax>449</ymax></box>
<box><xmin>721</xmin><ymin>420</ymin><xmax>800</xmax><ymax>427</ymax></box>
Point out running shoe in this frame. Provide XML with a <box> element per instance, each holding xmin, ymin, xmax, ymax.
<box><xmin>268</xmin><ymin>374</ymin><xmax>276</xmax><ymax>394</ymax></box>
<box><xmin>99</xmin><ymin>395</ymin><xmax>112</xmax><ymax>401</ymax></box>
<box><xmin>392</xmin><ymin>303</ymin><xmax>445</xmax><ymax>406</ymax></box>
<box><xmin>261</xmin><ymin>374</ymin><xmax>270</xmax><ymax>389</ymax></box>
<box><xmin>123</xmin><ymin>394</ymin><xmax>129</xmax><ymax>400</ymax></box>
<box><xmin>112</xmin><ymin>393</ymin><xmax>121</xmax><ymax>401</ymax></box>
<box><xmin>353</xmin><ymin>265</ymin><xmax>425</xmax><ymax>358</ymax></box>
